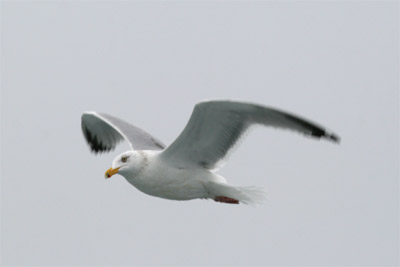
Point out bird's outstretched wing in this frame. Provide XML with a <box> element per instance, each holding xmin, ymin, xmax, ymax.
<box><xmin>161</xmin><ymin>100</ymin><xmax>339</xmax><ymax>170</ymax></box>
<box><xmin>81</xmin><ymin>112</ymin><xmax>165</xmax><ymax>154</ymax></box>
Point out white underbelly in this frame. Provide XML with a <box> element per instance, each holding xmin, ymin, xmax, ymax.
<box><xmin>125</xmin><ymin>167</ymin><xmax>211</xmax><ymax>200</ymax></box>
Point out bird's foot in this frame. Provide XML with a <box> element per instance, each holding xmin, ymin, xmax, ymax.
<box><xmin>214</xmin><ymin>196</ymin><xmax>239</xmax><ymax>204</ymax></box>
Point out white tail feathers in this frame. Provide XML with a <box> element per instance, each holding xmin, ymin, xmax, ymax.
<box><xmin>235</xmin><ymin>186</ymin><xmax>267</xmax><ymax>205</ymax></box>
<box><xmin>206</xmin><ymin>182</ymin><xmax>267</xmax><ymax>206</ymax></box>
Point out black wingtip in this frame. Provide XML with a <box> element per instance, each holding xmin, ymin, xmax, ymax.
<box><xmin>81</xmin><ymin>124</ymin><xmax>115</xmax><ymax>154</ymax></box>
<box><xmin>309</xmin><ymin>129</ymin><xmax>340</xmax><ymax>144</ymax></box>
<box><xmin>283</xmin><ymin>113</ymin><xmax>340</xmax><ymax>144</ymax></box>
<box><xmin>318</xmin><ymin>131</ymin><xmax>340</xmax><ymax>144</ymax></box>
<box><xmin>327</xmin><ymin>132</ymin><xmax>341</xmax><ymax>144</ymax></box>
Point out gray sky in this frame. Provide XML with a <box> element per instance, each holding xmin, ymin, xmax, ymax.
<box><xmin>1</xmin><ymin>1</ymin><xmax>398</xmax><ymax>266</ymax></box>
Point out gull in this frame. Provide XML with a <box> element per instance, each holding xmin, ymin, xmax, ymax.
<box><xmin>81</xmin><ymin>100</ymin><xmax>339</xmax><ymax>205</ymax></box>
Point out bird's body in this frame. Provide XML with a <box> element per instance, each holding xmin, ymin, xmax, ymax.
<box><xmin>109</xmin><ymin>149</ymin><xmax>255</xmax><ymax>203</ymax></box>
<box><xmin>82</xmin><ymin>100</ymin><xmax>339</xmax><ymax>205</ymax></box>
<box><xmin>121</xmin><ymin>150</ymin><xmax>210</xmax><ymax>201</ymax></box>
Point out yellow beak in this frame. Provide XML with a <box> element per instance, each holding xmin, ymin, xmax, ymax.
<box><xmin>105</xmin><ymin>167</ymin><xmax>120</xmax><ymax>178</ymax></box>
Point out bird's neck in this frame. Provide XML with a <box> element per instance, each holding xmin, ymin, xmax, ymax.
<box><xmin>136</xmin><ymin>150</ymin><xmax>150</xmax><ymax>175</ymax></box>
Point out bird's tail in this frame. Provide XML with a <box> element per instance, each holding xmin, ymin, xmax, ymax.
<box><xmin>206</xmin><ymin>181</ymin><xmax>266</xmax><ymax>206</ymax></box>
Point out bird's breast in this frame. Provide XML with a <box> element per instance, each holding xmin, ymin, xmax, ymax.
<box><xmin>124</xmin><ymin>159</ymin><xmax>210</xmax><ymax>200</ymax></box>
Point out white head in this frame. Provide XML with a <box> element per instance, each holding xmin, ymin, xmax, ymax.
<box><xmin>104</xmin><ymin>150</ymin><xmax>144</xmax><ymax>179</ymax></box>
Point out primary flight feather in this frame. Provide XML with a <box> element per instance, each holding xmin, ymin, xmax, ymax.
<box><xmin>81</xmin><ymin>100</ymin><xmax>339</xmax><ymax>205</ymax></box>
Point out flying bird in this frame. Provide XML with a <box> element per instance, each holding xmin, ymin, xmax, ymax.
<box><xmin>81</xmin><ymin>100</ymin><xmax>339</xmax><ymax>205</ymax></box>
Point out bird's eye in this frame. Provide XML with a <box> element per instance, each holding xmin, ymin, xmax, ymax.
<box><xmin>121</xmin><ymin>156</ymin><xmax>128</xmax><ymax>162</ymax></box>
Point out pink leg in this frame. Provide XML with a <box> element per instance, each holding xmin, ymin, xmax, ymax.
<box><xmin>214</xmin><ymin>196</ymin><xmax>239</xmax><ymax>204</ymax></box>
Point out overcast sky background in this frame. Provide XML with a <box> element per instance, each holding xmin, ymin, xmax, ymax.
<box><xmin>1</xmin><ymin>1</ymin><xmax>398</xmax><ymax>266</ymax></box>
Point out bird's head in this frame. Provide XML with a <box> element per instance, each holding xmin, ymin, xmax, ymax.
<box><xmin>105</xmin><ymin>151</ymin><xmax>143</xmax><ymax>179</ymax></box>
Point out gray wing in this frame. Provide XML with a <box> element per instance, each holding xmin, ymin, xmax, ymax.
<box><xmin>161</xmin><ymin>100</ymin><xmax>339</xmax><ymax>170</ymax></box>
<box><xmin>81</xmin><ymin>112</ymin><xmax>165</xmax><ymax>154</ymax></box>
